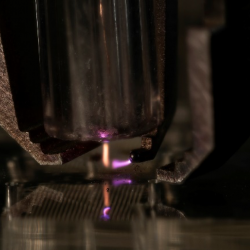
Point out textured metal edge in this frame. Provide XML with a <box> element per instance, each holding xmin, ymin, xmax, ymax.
<box><xmin>0</xmin><ymin>33</ymin><xmax>62</xmax><ymax>165</ymax></box>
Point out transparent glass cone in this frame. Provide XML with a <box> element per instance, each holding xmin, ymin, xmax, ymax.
<box><xmin>37</xmin><ymin>0</ymin><xmax>166</xmax><ymax>141</ymax></box>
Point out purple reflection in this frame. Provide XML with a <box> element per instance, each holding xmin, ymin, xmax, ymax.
<box><xmin>112</xmin><ymin>179</ymin><xmax>132</xmax><ymax>186</ymax></box>
<box><xmin>101</xmin><ymin>206</ymin><xmax>111</xmax><ymax>220</ymax></box>
<box><xmin>103</xmin><ymin>207</ymin><xmax>110</xmax><ymax>215</ymax></box>
<box><xmin>112</xmin><ymin>159</ymin><xmax>131</xmax><ymax>169</ymax></box>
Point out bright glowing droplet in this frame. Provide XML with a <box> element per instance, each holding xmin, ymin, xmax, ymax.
<box><xmin>112</xmin><ymin>159</ymin><xmax>131</xmax><ymax>169</ymax></box>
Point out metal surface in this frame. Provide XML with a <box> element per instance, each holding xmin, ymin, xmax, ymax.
<box><xmin>0</xmin><ymin>35</ymin><xmax>62</xmax><ymax>165</ymax></box>
<box><xmin>3</xmin><ymin>183</ymin><xmax>144</xmax><ymax>221</ymax></box>
<box><xmin>1</xmin><ymin>167</ymin><xmax>250</xmax><ymax>249</ymax></box>
<box><xmin>157</xmin><ymin>28</ymin><xmax>214</xmax><ymax>183</ymax></box>
<box><xmin>1</xmin><ymin>219</ymin><xmax>250</xmax><ymax>250</ymax></box>
<box><xmin>0</xmin><ymin>33</ymin><xmax>101</xmax><ymax>165</ymax></box>
<box><xmin>1</xmin><ymin>137</ymin><xmax>250</xmax><ymax>249</ymax></box>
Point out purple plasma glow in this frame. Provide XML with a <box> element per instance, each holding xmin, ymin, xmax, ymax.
<box><xmin>103</xmin><ymin>207</ymin><xmax>111</xmax><ymax>215</ymax></box>
<box><xmin>99</xmin><ymin>131</ymin><xmax>108</xmax><ymax>139</ymax></box>
<box><xmin>112</xmin><ymin>159</ymin><xmax>131</xmax><ymax>169</ymax></box>
<box><xmin>112</xmin><ymin>179</ymin><xmax>132</xmax><ymax>186</ymax></box>
<box><xmin>101</xmin><ymin>207</ymin><xmax>111</xmax><ymax>220</ymax></box>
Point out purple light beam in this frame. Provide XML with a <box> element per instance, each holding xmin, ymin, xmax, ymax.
<box><xmin>112</xmin><ymin>179</ymin><xmax>132</xmax><ymax>186</ymax></box>
<box><xmin>112</xmin><ymin>159</ymin><xmax>131</xmax><ymax>169</ymax></box>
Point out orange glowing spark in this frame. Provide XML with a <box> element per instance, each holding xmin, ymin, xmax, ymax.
<box><xmin>102</xmin><ymin>142</ymin><xmax>110</xmax><ymax>167</ymax></box>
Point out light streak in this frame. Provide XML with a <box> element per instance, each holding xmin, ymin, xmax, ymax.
<box><xmin>112</xmin><ymin>179</ymin><xmax>132</xmax><ymax>186</ymax></box>
<box><xmin>112</xmin><ymin>159</ymin><xmax>131</xmax><ymax>169</ymax></box>
<box><xmin>102</xmin><ymin>142</ymin><xmax>110</xmax><ymax>167</ymax></box>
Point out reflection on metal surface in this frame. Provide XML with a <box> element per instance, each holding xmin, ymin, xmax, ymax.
<box><xmin>2</xmin><ymin>219</ymin><xmax>250</xmax><ymax>250</ymax></box>
<box><xmin>102</xmin><ymin>206</ymin><xmax>111</xmax><ymax>220</ymax></box>
<box><xmin>103</xmin><ymin>182</ymin><xmax>110</xmax><ymax>207</ymax></box>
<box><xmin>2</xmin><ymin>183</ymin><xmax>145</xmax><ymax>221</ymax></box>
<box><xmin>113</xmin><ymin>178</ymin><xmax>132</xmax><ymax>186</ymax></box>
<box><xmin>1</xmin><ymin>220</ymin><xmax>97</xmax><ymax>250</ymax></box>
<box><xmin>2</xmin><ymin>169</ymin><xmax>250</xmax><ymax>249</ymax></box>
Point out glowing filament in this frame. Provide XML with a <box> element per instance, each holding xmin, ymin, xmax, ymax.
<box><xmin>102</xmin><ymin>142</ymin><xmax>110</xmax><ymax>167</ymax></box>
